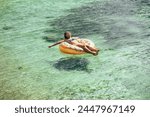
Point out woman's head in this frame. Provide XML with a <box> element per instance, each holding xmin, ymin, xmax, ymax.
<box><xmin>64</xmin><ymin>31</ymin><xmax>71</xmax><ymax>39</ymax></box>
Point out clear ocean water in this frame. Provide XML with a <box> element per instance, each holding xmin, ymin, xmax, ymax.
<box><xmin>0</xmin><ymin>0</ymin><xmax>150</xmax><ymax>99</ymax></box>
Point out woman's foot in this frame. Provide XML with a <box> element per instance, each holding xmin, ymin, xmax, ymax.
<box><xmin>94</xmin><ymin>50</ymin><xmax>100</xmax><ymax>55</ymax></box>
<box><xmin>96</xmin><ymin>49</ymin><xmax>100</xmax><ymax>52</ymax></box>
<box><xmin>92</xmin><ymin>51</ymin><xmax>98</xmax><ymax>56</ymax></box>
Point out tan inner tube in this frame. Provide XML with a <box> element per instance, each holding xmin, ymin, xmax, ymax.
<box><xmin>59</xmin><ymin>38</ymin><xmax>95</xmax><ymax>55</ymax></box>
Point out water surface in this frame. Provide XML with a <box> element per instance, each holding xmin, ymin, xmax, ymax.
<box><xmin>0</xmin><ymin>0</ymin><xmax>150</xmax><ymax>99</ymax></box>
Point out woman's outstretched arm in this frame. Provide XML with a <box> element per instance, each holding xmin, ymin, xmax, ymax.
<box><xmin>48</xmin><ymin>39</ymin><xmax>65</xmax><ymax>48</ymax></box>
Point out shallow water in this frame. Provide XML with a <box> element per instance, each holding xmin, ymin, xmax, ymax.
<box><xmin>0</xmin><ymin>0</ymin><xmax>150</xmax><ymax>99</ymax></box>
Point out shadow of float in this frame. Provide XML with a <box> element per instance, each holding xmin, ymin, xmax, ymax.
<box><xmin>53</xmin><ymin>57</ymin><xmax>91</xmax><ymax>72</ymax></box>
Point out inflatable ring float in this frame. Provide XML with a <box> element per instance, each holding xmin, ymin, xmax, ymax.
<box><xmin>59</xmin><ymin>38</ymin><xmax>95</xmax><ymax>55</ymax></box>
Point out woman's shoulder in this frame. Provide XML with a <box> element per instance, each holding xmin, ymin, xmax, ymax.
<box><xmin>72</xmin><ymin>37</ymin><xmax>80</xmax><ymax>39</ymax></box>
<box><xmin>70</xmin><ymin>37</ymin><xmax>80</xmax><ymax>40</ymax></box>
<box><xmin>67</xmin><ymin>37</ymin><xmax>80</xmax><ymax>41</ymax></box>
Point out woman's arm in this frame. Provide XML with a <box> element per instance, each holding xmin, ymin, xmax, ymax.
<box><xmin>48</xmin><ymin>40</ymin><xmax>65</xmax><ymax>48</ymax></box>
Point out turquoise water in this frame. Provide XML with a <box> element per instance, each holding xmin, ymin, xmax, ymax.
<box><xmin>0</xmin><ymin>0</ymin><xmax>150</xmax><ymax>99</ymax></box>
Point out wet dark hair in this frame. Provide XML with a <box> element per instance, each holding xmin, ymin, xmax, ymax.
<box><xmin>64</xmin><ymin>31</ymin><xmax>71</xmax><ymax>39</ymax></box>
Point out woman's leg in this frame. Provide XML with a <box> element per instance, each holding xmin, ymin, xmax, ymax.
<box><xmin>76</xmin><ymin>44</ymin><xmax>98</xmax><ymax>55</ymax></box>
<box><xmin>82</xmin><ymin>46</ymin><xmax>97</xmax><ymax>55</ymax></box>
<box><xmin>86</xmin><ymin>45</ymin><xmax>99</xmax><ymax>52</ymax></box>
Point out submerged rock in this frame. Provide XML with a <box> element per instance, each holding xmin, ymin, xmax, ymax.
<box><xmin>2</xmin><ymin>26</ymin><xmax>13</xmax><ymax>30</ymax></box>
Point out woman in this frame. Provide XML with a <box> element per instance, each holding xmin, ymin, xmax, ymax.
<box><xmin>48</xmin><ymin>31</ymin><xmax>99</xmax><ymax>55</ymax></box>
